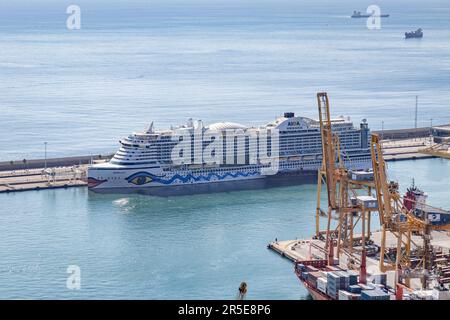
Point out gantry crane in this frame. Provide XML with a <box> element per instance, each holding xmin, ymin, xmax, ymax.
<box><xmin>370</xmin><ymin>133</ymin><xmax>450</xmax><ymax>289</ymax></box>
<box><xmin>315</xmin><ymin>93</ymin><xmax>375</xmax><ymax>267</ymax></box>
<box><xmin>315</xmin><ymin>92</ymin><xmax>450</xmax><ymax>291</ymax></box>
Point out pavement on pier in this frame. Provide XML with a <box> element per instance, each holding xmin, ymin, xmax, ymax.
<box><xmin>0</xmin><ymin>165</ymin><xmax>88</xmax><ymax>193</ymax></box>
<box><xmin>382</xmin><ymin>137</ymin><xmax>436</xmax><ymax>161</ymax></box>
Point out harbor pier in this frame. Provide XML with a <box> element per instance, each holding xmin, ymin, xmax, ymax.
<box><xmin>0</xmin><ymin>154</ymin><xmax>112</xmax><ymax>193</ymax></box>
<box><xmin>0</xmin><ymin>166</ymin><xmax>88</xmax><ymax>193</ymax></box>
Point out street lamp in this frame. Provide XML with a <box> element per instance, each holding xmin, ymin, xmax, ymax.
<box><xmin>44</xmin><ymin>142</ymin><xmax>48</xmax><ymax>170</ymax></box>
<box><xmin>429</xmin><ymin>119</ymin><xmax>433</xmax><ymax>146</ymax></box>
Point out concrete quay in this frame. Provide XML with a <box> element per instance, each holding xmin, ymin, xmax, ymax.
<box><xmin>0</xmin><ymin>165</ymin><xmax>88</xmax><ymax>193</ymax></box>
<box><xmin>381</xmin><ymin>137</ymin><xmax>436</xmax><ymax>161</ymax></box>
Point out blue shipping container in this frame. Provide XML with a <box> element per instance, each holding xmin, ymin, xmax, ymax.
<box><xmin>361</xmin><ymin>289</ymin><xmax>390</xmax><ymax>300</ymax></box>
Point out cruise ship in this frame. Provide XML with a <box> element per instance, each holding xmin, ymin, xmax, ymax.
<box><xmin>87</xmin><ymin>113</ymin><xmax>372</xmax><ymax>195</ymax></box>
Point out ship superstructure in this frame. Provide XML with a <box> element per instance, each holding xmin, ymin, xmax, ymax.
<box><xmin>87</xmin><ymin>112</ymin><xmax>372</xmax><ymax>195</ymax></box>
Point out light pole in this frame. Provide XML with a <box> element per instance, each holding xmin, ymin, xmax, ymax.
<box><xmin>414</xmin><ymin>95</ymin><xmax>418</xmax><ymax>129</ymax></box>
<box><xmin>429</xmin><ymin>119</ymin><xmax>433</xmax><ymax>146</ymax></box>
<box><xmin>381</xmin><ymin>120</ymin><xmax>384</xmax><ymax>140</ymax></box>
<box><xmin>44</xmin><ymin>142</ymin><xmax>48</xmax><ymax>170</ymax></box>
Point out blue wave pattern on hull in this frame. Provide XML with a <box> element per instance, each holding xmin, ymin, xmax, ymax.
<box><xmin>125</xmin><ymin>170</ymin><xmax>261</xmax><ymax>185</ymax></box>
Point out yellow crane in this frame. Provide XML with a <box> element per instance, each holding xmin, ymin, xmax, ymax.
<box><xmin>315</xmin><ymin>93</ymin><xmax>375</xmax><ymax>267</ymax></box>
<box><xmin>314</xmin><ymin>92</ymin><xmax>450</xmax><ymax>291</ymax></box>
<box><xmin>370</xmin><ymin>133</ymin><xmax>450</xmax><ymax>289</ymax></box>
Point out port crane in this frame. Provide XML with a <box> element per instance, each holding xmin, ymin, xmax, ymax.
<box><xmin>370</xmin><ymin>133</ymin><xmax>450</xmax><ymax>289</ymax></box>
<box><xmin>315</xmin><ymin>93</ymin><xmax>375</xmax><ymax>267</ymax></box>
<box><xmin>315</xmin><ymin>92</ymin><xmax>450</xmax><ymax>291</ymax></box>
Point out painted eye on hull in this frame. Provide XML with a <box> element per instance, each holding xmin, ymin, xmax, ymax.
<box><xmin>130</xmin><ymin>175</ymin><xmax>153</xmax><ymax>185</ymax></box>
<box><xmin>126</xmin><ymin>172</ymin><xmax>155</xmax><ymax>186</ymax></box>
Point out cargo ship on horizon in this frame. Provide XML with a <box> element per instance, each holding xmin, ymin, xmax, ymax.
<box><xmin>351</xmin><ymin>10</ymin><xmax>390</xmax><ymax>18</ymax></box>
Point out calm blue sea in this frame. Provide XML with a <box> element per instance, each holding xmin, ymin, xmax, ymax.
<box><xmin>0</xmin><ymin>158</ymin><xmax>448</xmax><ymax>299</ymax></box>
<box><xmin>0</xmin><ymin>0</ymin><xmax>449</xmax><ymax>299</ymax></box>
<box><xmin>1</xmin><ymin>0</ymin><xmax>450</xmax><ymax>161</ymax></box>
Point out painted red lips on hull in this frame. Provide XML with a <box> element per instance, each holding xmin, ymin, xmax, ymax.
<box><xmin>87</xmin><ymin>177</ymin><xmax>107</xmax><ymax>188</ymax></box>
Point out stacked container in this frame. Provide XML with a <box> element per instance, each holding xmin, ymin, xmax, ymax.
<box><xmin>306</xmin><ymin>265</ymin><xmax>319</xmax><ymax>273</ymax></box>
<box><xmin>359</xmin><ymin>283</ymin><xmax>376</xmax><ymax>291</ymax></box>
<box><xmin>338</xmin><ymin>290</ymin><xmax>360</xmax><ymax>300</ymax></box>
<box><xmin>347</xmin><ymin>271</ymin><xmax>359</xmax><ymax>285</ymax></box>
<box><xmin>326</xmin><ymin>272</ymin><xmax>340</xmax><ymax>299</ymax></box>
<box><xmin>360</xmin><ymin>289</ymin><xmax>391</xmax><ymax>300</ymax></box>
<box><xmin>371</xmin><ymin>273</ymin><xmax>387</xmax><ymax>286</ymax></box>
<box><xmin>317</xmin><ymin>277</ymin><xmax>328</xmax><ymax>294</ymax></box>
<box><xmin>326</xmin><ymin>271</ymin><xmax>350</xmax><ymax>299</ymax></box>
<box><xmin>335</xmin><ymin>271</ymin><xmax>351</xmax><ymax>289</ymax></box>
<box><xmin>301</xmin><ymin>271</ymin><xmax>309</xmax><ymax>281</ymax></box>
<box><xmin>307</xmin><ymin>272</ymin><xmax>322</xmax><ymax>289</ymax></box>
<box><xmin>348</xmin><ymin>285</ymin><xmax>362</xmax><ymax>294</ymax></box>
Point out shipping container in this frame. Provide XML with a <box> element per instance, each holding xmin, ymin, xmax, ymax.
<box><xmin>361</xmin><ymin>289</ymin><xmax>390</xmax><ymax>300</ymax></box>
<box><xmin>411</xmin><ymin>290</ymin><xmax>435</xmax><ymax>300</ymax></box>
<box><xmin>348</xmin><ymin>285</ymin><xmax>362</xmax><ymax>294</ymax></box>
<box><xmin>349</xmin><ymin>170</ymin><xmax>374</xmax><ymax>181</ymax></box>
<box><xmin>371</xmin><ymin>273</ymin><xmax>387</xmax><ymax>286</ymax></box>
<box><xmin>306</xmin><ymin>265</ymin><xmax>319</xmax><ymax>273</ymax></box>
<box><xmin>359</xmin><ymin>283</ymin><xmax>376</xmax><ymax>290</ymax></box>
<box><xmin>338</xmin><ymin>290</ymin><xmax>360</xmax><ymax>300</ymax></box>
<box><xmin>347</xmin><ymin>270</ymin><xmax>359</xmax><ymax>285</ymax></box>
<box><xmin>356</xmin><ymin>195</ymin><xmax>378</xmax><ymax>209</ymax></box>
<box><xmin>317</xmin><ymin>277</ymin><xmax>328</xmax><ymax>294</ymax></box>
<box><xmin>325</xmin><ymin>266</ymin><xmax>342</xmax><ymax>272</ymax></box>
<box><xmin>307</xmin><ymin>271</ymin><xmax>322</xmax><ymax>288</ymax></box>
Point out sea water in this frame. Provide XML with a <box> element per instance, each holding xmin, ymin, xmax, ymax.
<box><xmin>0</xmin><ymin>0</ymin><xmax>449</xmax><ymax>299</ymax></box>
<box><xmin>1</xmin><ymin>0</ymin><xmax>450</xmax><ymax>161</ymax></box>
<box><xmin>0</xmin><ymin>158</ymin><xmax>448</xmax><ymax>299</ymax></box>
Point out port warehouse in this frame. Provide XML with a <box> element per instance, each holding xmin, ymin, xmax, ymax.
<box><xmin>373</xmin><ymin>124</ymin><xmax>450</xmax><ymax>141</ymax></box>
<box><xmin>0</xmin><ymin>154</ymin><xmax>108</xmax><ymax>171</ymax></box>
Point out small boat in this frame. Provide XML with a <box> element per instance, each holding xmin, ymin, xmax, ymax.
<box><xmin>351</xmin><ymin>10</ymin><xmax>390</xmax><ymax>18</ymax></box>
<box><xmin>405</xmin><ymin>28</ymin><xmax>423</xmax><ymax>39</ymax></box>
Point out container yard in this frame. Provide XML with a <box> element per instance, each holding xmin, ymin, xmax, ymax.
<box><xmin>268</xmin><ymin>93</ymin><xmax>450</xmax><ymax>300</ymax></box>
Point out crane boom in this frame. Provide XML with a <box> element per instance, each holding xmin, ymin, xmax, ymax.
<box><xmin>317</xmin><ymin>92</ymin><xmax>337</xmax><ymax>208</ymax></box>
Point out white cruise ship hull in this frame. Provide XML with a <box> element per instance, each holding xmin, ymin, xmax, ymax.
<box><xmin>88</xmin><ymin>158</ymin><xmax>371</xmax><ymax>196</ymax></box>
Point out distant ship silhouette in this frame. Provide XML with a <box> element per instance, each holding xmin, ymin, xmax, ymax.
<box><xmin>405</xmin><ymin>28</ymin><xmax>423</xmax><ymax>39</ymax></box>
<box><xmin>351</xmin><ymin>10</ymin><xmax>390</xmax><ymax>18</ymax></box>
